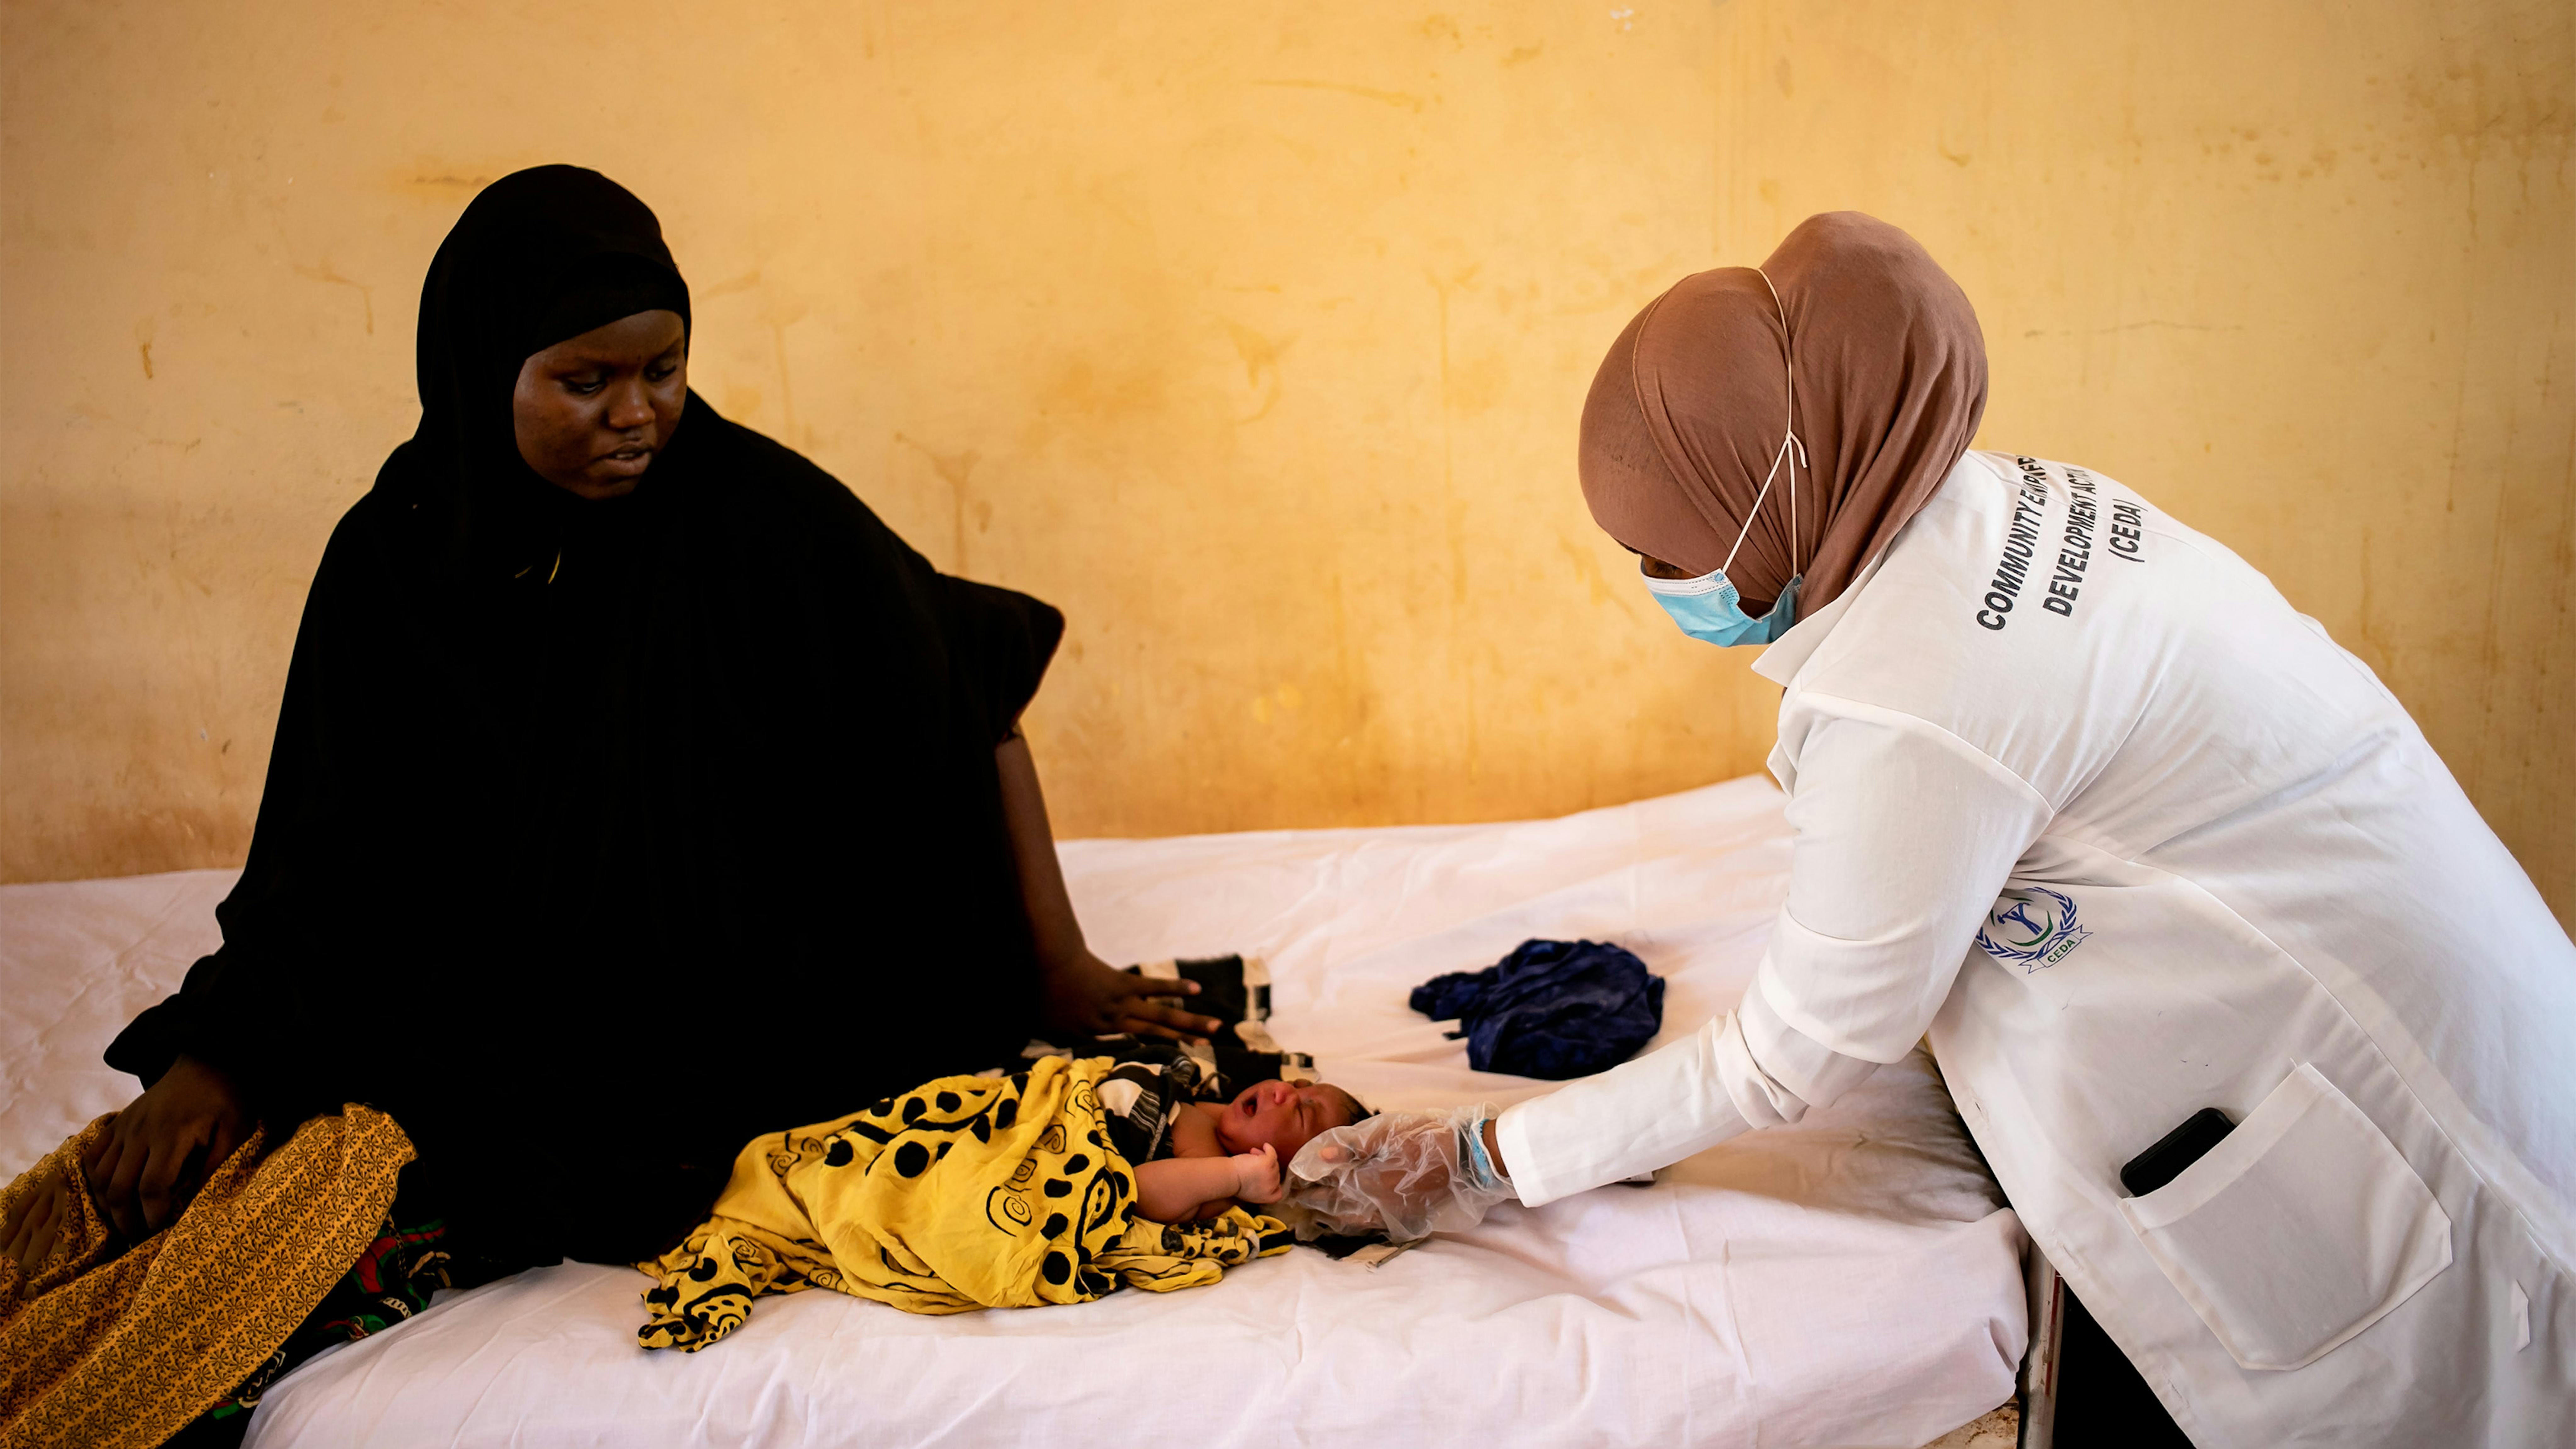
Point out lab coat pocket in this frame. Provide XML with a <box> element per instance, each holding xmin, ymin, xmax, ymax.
<box><xmin>2118</xmin><ymin>1062</ymin><xmax>2451</xmax><ymax>1371</ymax></box>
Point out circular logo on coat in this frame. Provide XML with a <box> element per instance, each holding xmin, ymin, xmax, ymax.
<box><xmin>1975</xmin><ymin>887</ymin><xmax>2091</xmax><ymax>973</ymax></box>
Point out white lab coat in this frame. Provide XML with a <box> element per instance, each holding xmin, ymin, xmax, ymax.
<box><xmin>1497</xmin><ymin>451</ymin><xmax>2575</xmax><ymax>1446</ymax></box>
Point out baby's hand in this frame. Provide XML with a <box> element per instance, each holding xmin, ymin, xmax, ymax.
<box><xmin>1231</xmin><ymin>1144</ymin><xmax>1283</xmax><ymax>1204</ymax></box>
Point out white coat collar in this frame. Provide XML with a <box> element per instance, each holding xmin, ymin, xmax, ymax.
<box><xmin>1747</xmin><ymin>450</ymin><xmax>1986</xmax><ymax>688</ymax></box>
<box><xmin>1750</xmin><ymin>549</ymin><xmax>1885</xmax><ymax>688</ymax></box>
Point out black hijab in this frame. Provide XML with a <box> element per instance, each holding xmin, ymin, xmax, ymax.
<box><xmin>407</xmin><ymin>164</ymin><xmax>696</xmax><ymax>577</ymax></box>
<box><xmin>110</xmin><ymin>167</ymin><xmax>1064</xmax><ymax>1263</ymax></box>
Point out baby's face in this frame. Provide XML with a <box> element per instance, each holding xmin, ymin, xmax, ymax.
<box><xmin>1216</xmin><ymin>1080</ymin><xmax>1361</xmax><ymax>1158</ymax></box>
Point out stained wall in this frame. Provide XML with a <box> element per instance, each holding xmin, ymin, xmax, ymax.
<box><xmin>3</xmin><ymin>1</ymin><xmax>2569</xmax><ymax>922</ymax></box>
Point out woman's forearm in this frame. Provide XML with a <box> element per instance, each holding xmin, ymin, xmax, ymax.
<box><xmin>995</xmin><ymin>732</ymin><xmax>1086</xmax><ymax>969</ymax></box>
<box><xmin>998</xmin><ymin>733</ymin><xmax>1221</xmax><ymax>1041</ymax></box>
<box><xmin>1492</xmin><ymin>1013</ymin><xmax>1752</xmax><ymax>1208</ymax></box>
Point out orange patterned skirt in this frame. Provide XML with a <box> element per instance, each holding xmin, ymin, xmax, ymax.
<box><xmin>0</xmin><ymin>1106</ymin><xmax>412</xmax><ymax>1449</ymax></box>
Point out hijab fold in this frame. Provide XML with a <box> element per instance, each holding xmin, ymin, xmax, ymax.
<box><xmin>1578</xmin><ymin>212</ymin><xmax>1988</xmax><ymax>617</ymax></box>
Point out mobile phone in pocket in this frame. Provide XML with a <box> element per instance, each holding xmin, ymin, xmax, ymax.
<box><xmin>2120</xmin><ymin>1107</ymin><xmax>2236</xmax><ymax>1197</ymax></box>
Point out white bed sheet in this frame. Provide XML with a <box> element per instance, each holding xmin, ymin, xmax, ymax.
<box><xmin>0</xmin><ymin>776</ymin><xmax>2024</xmax><ymax>1447</ymax></box>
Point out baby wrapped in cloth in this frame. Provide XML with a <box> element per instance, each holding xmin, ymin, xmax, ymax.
<box><xmin>638</xmin><ymin>1055</ymin><xmax>1292</xmax><ymax>1349</ymax></box>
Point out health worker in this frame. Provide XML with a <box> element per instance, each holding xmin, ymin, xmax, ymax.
<box><xmin>1287</xmin><ymin>212</ymin><xmax>2574</xmax><ymax>1447</ymax></box>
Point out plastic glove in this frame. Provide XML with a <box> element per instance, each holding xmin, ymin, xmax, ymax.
<box><xmin>1282</xmin><ymin>1103</ymin><xmax>1513</xmax><ymax>1243</ymax></box>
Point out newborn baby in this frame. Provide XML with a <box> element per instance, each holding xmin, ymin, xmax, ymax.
<box><xmin>1100</xmin><ymin>1066</ymin><xmax>1368</xmax><ymax>1224</ymax></box>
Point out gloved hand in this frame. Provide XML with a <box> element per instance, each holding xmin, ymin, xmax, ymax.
<box><xmin>1282</xmin><ymin>1103</ymin><xmax>1513</xmax><ymax>1243</ymax></box>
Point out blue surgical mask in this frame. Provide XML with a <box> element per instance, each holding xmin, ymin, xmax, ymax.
<box><xmin>1638</xmin><ymin>265</ymin><xmax>1810</xmax><ymax>649</ymax></box>
<box><xmin>1642</xmin><ymin>568</ymin><xmax>1803</xmax><ymax>647</ymax></box>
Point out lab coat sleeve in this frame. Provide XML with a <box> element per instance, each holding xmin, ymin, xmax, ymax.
<box><xmin>1497</xmin><ymin>699</ymin><xmax>2051</xmax><ymax>1208</ymax></box>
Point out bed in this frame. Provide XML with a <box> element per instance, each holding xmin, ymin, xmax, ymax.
<box><xmin>1</xmin><ymin>776</ymin><xmax>2026</xmax><ymax>1448</ymax></box>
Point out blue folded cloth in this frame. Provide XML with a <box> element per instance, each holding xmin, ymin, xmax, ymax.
<box><xmin>1410</xmin><ymin>939</ymin><xmax>1666</xmax><ymax>1080</ymax></box>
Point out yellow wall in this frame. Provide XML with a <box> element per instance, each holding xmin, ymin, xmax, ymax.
<box><xmin>4</xmin><ymin>1</ymin><xmax>2570</xmax><ymax>924</ymax></box>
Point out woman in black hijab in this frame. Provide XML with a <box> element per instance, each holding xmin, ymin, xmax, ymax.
<box><xmin>50</xmin><ymin>165</ymin><xmax>1213</xmax><ymax>1270</ymax></box>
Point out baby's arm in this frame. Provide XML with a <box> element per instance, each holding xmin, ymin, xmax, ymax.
<box><xmin>1134</xmin><ymin>1145</ymin><xmax>1282</xmax><ymax>1222</ymax></box>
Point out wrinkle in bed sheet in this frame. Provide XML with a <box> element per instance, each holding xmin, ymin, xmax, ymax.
<box><xmin>0</xmin><ymin>777</ymin><xmax>2024</xmax><ymax>1448</ymax></box>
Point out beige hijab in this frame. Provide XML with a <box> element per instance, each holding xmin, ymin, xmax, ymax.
<box><xmin>1578</xmin><ymin>212</ymin><xmax>1987</xmax><ymax>617</ymax></box>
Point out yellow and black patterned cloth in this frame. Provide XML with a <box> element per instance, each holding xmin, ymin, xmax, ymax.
<box><xmin>638</xmin><ymin>1055</ymin><xmax>1287</xmax><ymax>1349</ymax></box>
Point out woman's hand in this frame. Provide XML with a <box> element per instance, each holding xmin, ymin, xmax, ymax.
<box><xmin>80</xmin><ymin>1053</ymin><xmax>250</xmax><ymax>1241</ymax></box>
<box><xmin>1284</xmin><ymin>1104</ymin><xmax>1514</xmax><ymax>1243</ymax></box>
<box><xmin>1230</xmin><ymin>1144</ymin><xmax>1283</xmax><ymax>1204</ymax></box>
<box><xmin>1040</xmin><ymin>952</ymin><xmax>1224</xmax><ymax>1043</ymax></box>
<box><xmin>2</xmin><ymin>1161</ymin><xmax>80</xmax><ymax>1275</ymax></box>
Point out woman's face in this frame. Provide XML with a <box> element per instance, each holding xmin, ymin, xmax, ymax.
<box><xmin>512</xmin><ymin>308</ymin><xmax>688</xmax><ymax>500</ymax></box>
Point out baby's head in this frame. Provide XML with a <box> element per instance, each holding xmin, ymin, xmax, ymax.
<box><xmin>1216</xmin><ymin>1079</ymin><xmax>1371</xmax><ymax>1158</ymax></box>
